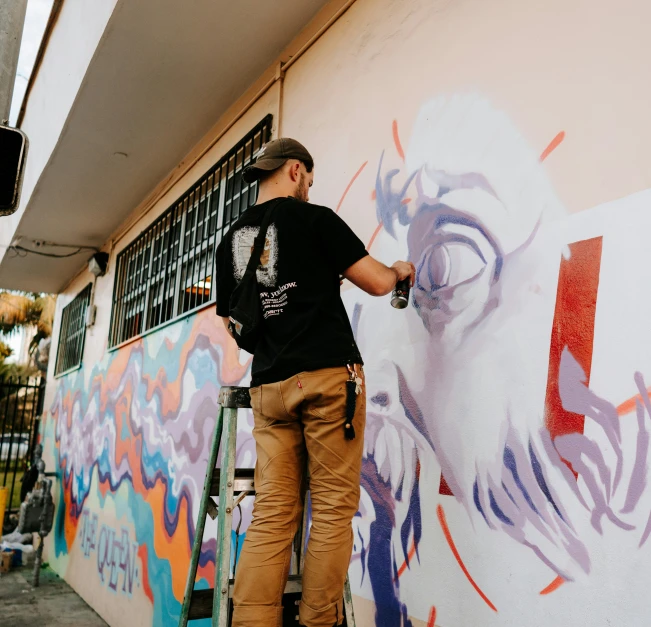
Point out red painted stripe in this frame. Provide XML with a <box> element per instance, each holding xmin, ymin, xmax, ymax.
<box><xmin>392</xmin><ymin>119</ymin><xmax>405</xmax><ymax>161</ymax></box>
<box><xmin>394</xmin><ymin>538</ymin><xmax>417</xmax><ymax>580</ymax></box>
<box><xmin>540</xmin><ymin>131</ymin><xmax>565</xmax><ymax>162</ymax></box>
<box><xmin>540</xmin><ymin>575</ymin><xmax>565</xmax><ymax>595</ymax></box>
<box><xmin>617</xmin><ymin>387</ymin><xmax>651</xmax><ymax>416</ymax></box>
<box><xmin>545</xmin><ymin>237</ymin><xmax>603</xmax><ymax>440</ymax></box>
<box><xmin>439</xmin><ymin>473</ymin><xmax>454</xmax><ymax>496</ymax></box>
<box><xmin>138</xmin><ymin>544</ymin><xmax>154</xmax><ymax>603</ymax></box>
<box><xmin>336</xmin><ymin>162</ymin><xmax>368</xmax><ymax>214</ymax></box>
<box><xmin>437</xmin><ymin>504</ymin><xmax>498</xmax><ymax>612</ymax></box>
<box><xmin>366</xmin><ymin>222</ymin><xmax>384</xmax><ymax>251</ymax></box>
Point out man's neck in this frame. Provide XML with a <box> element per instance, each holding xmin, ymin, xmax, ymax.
<box><xmin>255</xmin><ymin>182</ymin><xmax>293</xmax><ymax>205</ymax></box>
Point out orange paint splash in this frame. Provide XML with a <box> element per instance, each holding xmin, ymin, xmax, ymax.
<box><xmin>146</xmin><ymin>479</ymin><xmax>193</xmax><ymax>601</ymax></box>
<box><xmin>394</xmin><ymin>538</ymin><xmax>418</xmax><ymax>581</ymax></box>
<box><xmin>392</xmin><ymin>119</ymin><xmax>405</xmax><ymax>161</ymax></box>
<box><xmin>138</xmin><ymin>544</ymin><xmax>154</xmax><ymax>603</ymax></box>
<box><xmin>437</xmin><ymin>504</ymin><xmax>498</xmax><ymax>612</ymax></box>
<box><xmin>336</xmin><ymin>162</ymin><xmax>368</xmax><ymax>214</ymax></box>
<box><xmin>540</xmin><ymin>575</ymin><xmax>565</xmax><ymax>595</ymax></box>
<box><xmin>540</xmin><ymin>131</ymin><xmax>565</xmax><ymax>162</ymax></box>
<box><xmin>617</xmin><ymin>387</ymin><xmax>651</xmax><ymax>417</ymax></box>
<box><xmin>367</xmin><ymin>222</ymin><xmax>384</xmax><ymax>252</ymax></box>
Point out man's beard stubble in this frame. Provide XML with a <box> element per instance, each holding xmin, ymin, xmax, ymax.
<box><xmin>294</xmin><ymin>172</ymin><xmax>309</xmax><ymax>202</ymax></box>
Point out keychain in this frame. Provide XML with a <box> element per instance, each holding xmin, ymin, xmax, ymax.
<box><xmin>344</xmin><ymin>364</ymin><xmax>362</xmax><ymax>440</ymax></box>
<box><xmin>347</xmin><ymin>364</ymin><xmax>363</xmax><ymax>395</ymax></box>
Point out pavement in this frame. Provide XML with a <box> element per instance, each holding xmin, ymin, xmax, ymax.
<box><xmin>0</xmin><ymin>564</ymin><xmax>108</xmax><ymax>626</ymax></box>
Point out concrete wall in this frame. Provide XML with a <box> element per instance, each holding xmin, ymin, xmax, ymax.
<box><xmin>42</xmin><ymin>0</ymin><xmax>651</xmax><ymax>625</ymax></box>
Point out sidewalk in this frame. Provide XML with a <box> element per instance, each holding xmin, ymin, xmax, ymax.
<box><xmin>0</xmin><ymin>564</ymin><xmax>108</xmax><ymax>626</ymax></box>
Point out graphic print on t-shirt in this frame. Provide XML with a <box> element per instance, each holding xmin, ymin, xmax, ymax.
<box><xmin>260</xmin><ymin>282</ymin><xmax>298</xmax><ymax>319</ymax></box>
<box><xmin>232</xmin><ymin>224</ymin><xmax>278</xmax><ymax>287</ymax></box>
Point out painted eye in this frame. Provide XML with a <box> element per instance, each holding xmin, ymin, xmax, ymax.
<box><xmin>416</xmin><ymin>242</ymin><xmax>486</xmax><ymax>293</ymax></box>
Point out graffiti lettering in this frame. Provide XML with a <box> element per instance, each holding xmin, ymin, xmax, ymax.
<box><xmin>79</xmin><ymin>509</ymin><xmax>139</xmax><ymax>596</ymax></box>
<box><xmin>79</xmin><ymin>509</ymin><xmax>98</xmax><ymax>558</ymax></box>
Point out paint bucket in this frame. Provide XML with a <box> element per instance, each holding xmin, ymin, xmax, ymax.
<box><xmin>0</xmin><ymin>487</ymin><xmax>7</xmax><ymax>532</ymax></box>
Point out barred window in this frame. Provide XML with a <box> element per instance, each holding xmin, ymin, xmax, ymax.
<box><xmin>109</xmin><ymin>115</ymin><xmax>273</xmax><ymax>347</ymax></box>
<box><xmin>55</xmin><ymin>283</ymin><xmax>92</xmax><ymax>375</ymax></box>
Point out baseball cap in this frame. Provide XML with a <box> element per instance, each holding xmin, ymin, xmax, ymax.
<box><xmin>242</xmin><ymin>138</ymin><xmax>314</xmax><ymax>183</ymax></box>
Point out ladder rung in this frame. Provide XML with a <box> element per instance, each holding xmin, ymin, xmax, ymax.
<box><xmin>187</xmin><ymin>576</ymin><xmax>303</xmax><ymax>620</ymax></box>
<box><xmin>210</xmin><ymin>467</ymin><xmax>255</xmax><ymax>496</ymax></box>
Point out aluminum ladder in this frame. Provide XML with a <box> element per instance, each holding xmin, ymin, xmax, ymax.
<box><xmin>179</xmin><ymin>385</ymin><xmax>357</xmax><ymax>626</ymax></box>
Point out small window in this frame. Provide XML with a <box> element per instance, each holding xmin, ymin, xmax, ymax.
<box><xmin>109</xmin><ymin>115</ymin><xmax>272</xmax><ymax>347</ymax></box>
<box><xmin>55</xmin><ymin>284</ymin><xmax>92</xmax><ymax>375</ymax></box>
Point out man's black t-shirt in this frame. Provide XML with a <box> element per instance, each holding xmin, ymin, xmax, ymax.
<box><xmin>215</xmin><ymin>197</ymin><xmax>368</xmax><ymax>386</ymax></box>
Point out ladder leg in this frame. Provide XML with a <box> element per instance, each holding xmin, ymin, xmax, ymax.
<box><xmin>343</xmin><ymin>573</ymin><xmax>356</xmax><ymax>626</ymax></box>
<box><xmin>213</xmin><ymin>405</ymin><xmax>238</xmax><ymax>626</ymax></box>
<box><xmin>179</xmin><ymin>406</ymin><xmax>225</xmax><ymax>627</ymax></box>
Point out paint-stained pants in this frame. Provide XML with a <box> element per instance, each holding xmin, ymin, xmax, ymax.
<box><xmin>231</xmin><ymin>366</ymin><xmax>366</xmax><ymax>627</ymax></box>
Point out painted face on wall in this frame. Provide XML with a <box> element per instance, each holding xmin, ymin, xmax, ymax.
<box><xmin>362</xmin><ymin>94</ymin><xmax>625</xmax><ymax>585</ymax></box>
<box><xmin>360</xmin><ymin>96</ymin><xmax>651</xmax><ymax>600</ymax></box>
<box><xmin>375</xmin><ymin>95</ymin><xmax>565</xmax><ymax>506</ymax></box>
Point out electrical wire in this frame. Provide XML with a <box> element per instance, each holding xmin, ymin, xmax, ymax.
<box><xmin>12</xmin><ymin>245</ymin><xmax>85</xmax><ymax>258</ymax></box>
<box><xmin>35</xmin><ymin>241</ymin><xmax>98</xmax><ymax>251</ymax></box>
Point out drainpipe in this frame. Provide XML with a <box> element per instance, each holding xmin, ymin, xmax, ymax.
<box><xmin>275</xmin><ymin>61</ymin><xmax>285</xmax><ymax>138</ymax></box>
<box><xmin>16</xmin><ymin>0</ymin><xmax>64</xmax><ymax>128</ymax></box>
<box><xmin>0</xmin><ymin>0</ymin><xmax>28</xmax><ymax>124</ymax></box>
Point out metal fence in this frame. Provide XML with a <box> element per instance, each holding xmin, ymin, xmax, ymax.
<box><xmin>1</xmin><ymin>377</ymin><xmax>46</xmax><ymax>520</ymax></box>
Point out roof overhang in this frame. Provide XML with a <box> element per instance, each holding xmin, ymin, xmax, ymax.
<box><xmin>0</xmin><ymin>0</ymin><xmax>329</xmax><ymax>292</ymax></box>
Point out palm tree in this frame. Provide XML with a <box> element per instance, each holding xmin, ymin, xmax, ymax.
<box><xmin>0</xmin><ymin>292</ymin><xmax>56</xmax><ymax>373</ymax></box>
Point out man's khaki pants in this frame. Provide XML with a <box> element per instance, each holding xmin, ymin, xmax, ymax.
<box><xmin>231</xmin><ymin>366</ymin><xmax>366</xmax><ymax>627</ymax></box>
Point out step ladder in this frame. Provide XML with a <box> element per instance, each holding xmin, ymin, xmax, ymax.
<box><xmin>178</xmin><ymin>386</ymin><xmax>357</xmax><ymax>627</ymax></box>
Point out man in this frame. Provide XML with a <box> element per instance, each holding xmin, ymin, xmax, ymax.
<box><xmin>215</xmin><ymin>137</ymin><xmax>414</xmax><ymax>627</ymax></box>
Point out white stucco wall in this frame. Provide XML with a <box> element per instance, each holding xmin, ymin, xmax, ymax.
<box><xmin>42</xmin><ymin>0</ymin><xmax>651</xmax><ymax>625</ymax></box>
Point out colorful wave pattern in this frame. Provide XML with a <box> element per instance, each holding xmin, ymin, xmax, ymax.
<box><xmin>46</xmin><ymin>309</ymin><xmax>254</xmax><ymax>625</ymax></box>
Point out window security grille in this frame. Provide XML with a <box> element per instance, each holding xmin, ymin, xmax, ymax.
<box><xmin>109</xmin><ymin>115</ymin><xmax>272</xmax><ymax>347</ymax></box>
<box><xmin>55</xmin><ymin>283</ymin><xmax>92</xmax><ymax>375</ymax></box>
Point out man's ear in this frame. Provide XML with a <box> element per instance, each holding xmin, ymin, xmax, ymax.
<box><xmin>288</xmin><ymin>161</ymin><xmax>301</xmax><ymax>182</ymax></box>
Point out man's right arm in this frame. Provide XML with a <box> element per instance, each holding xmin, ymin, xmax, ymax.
<box><xmin>312</xmin><ymin>205</ymin><xmax>415</xmax><ymax>297</ymax></box>
<box><xmin>343</xmin><ymin>257</ymin><xmax>415</xmax><ymax>297</ymax></box>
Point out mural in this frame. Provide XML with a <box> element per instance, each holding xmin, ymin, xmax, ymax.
<box><xmin>44</xmin><ymin>92</ymin><xmax>651</xmax><ymax>627</ymax></box>
<box><xmin>344</xmin><ymin>94</ymin><xmax>651</xmax><ymax>626</ymax></box>
<box><xmin>45</xmin><ymin>311</ymin><xmax>256</xmax><ymax>625</ymax></box>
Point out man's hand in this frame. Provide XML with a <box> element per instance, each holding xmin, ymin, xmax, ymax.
<box><xmin>390</xmin><ymin>261</ymin><xmax>416</xmax><ymax>287</ymax></box>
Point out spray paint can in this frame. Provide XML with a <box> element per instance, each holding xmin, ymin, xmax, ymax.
<box><xmin>391</xmin><ymin>278</ymin><xmax>410</xmax><ymax>309</ymax></box>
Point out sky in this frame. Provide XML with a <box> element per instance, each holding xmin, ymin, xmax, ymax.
<box><xmin>5</xmin><ymin>329</ymin><xmax>23</xmax><ymax>363</ymax></box>
<box><xmin>9</xmin><ymin>0</ymin><xmax>54</xmax><ymax>126</ymax></box>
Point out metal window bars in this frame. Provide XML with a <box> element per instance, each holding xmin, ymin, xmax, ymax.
<box><xmin>54</xmin><ymin>283</ymin><xmax>92</xmax><ymax>376</ymax></box>
<box><xmin>109</xmin><ymin>114</ymin><xmax>272</xmax><ymax>348</ymax></box>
